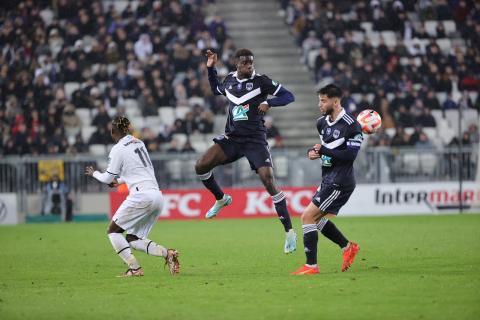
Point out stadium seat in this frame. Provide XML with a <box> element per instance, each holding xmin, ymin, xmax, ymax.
<box><xmin>307</xmin><ymin>49</ymin><xmax>320</xmax><ymax>69</ymax></box>
<box><xmin>64</xmin><ymin>82</ymin><xmax>81</xmax><ymax>100</ymax></box>
<box><xmin>188</xmin><ymin>97</ymin><xmax>205</xmax><ymax>107</ymax></box>
<box><xmin>402</xmin><ymin>153</ymin><xmax>420</xmax><ymax>175</ymax></box>
<box><xmin>436</xmin><ymin>39</ymin><xmax>452</xmax><ymax>54</ymax></box>
<box><xmin>443</xmin><ymin>20</ymin><xmax>456</xmax><ymax>35</ymax></box>
<box><xmin>368</xmin><ymin>31</ymin><xmax>381</xmax><ymax>47</ymax></box>
<box><xmin>424</xmin><ymin>21</ymin><xmax>438</xmax><ymax>37</ymax></box>
<box><xmin>360</xmin><ymin>22</ymin><xmax>373</xmax><ymax>34</ymax></box>
<box><xmin>191</xmin><ymin>140</ymin><xmax>209</xmax><ymax>153</ymax></box>
<box><xmin>145</xmin><ymin>116</ymin><xmax>162</xmax><ymax>127</ymax></box>
<box><xmin>76</xmin><ymin>108</ymin><xmax>91</xmax><ymax>124</ymax></box>
<box><xmin>419</xmin><ymin>153</ymin><xmax>437</xmax><ymax>175</ymax></box>
<box><xmin>214</xmin><ymin>115</ymin><xmax>226</xmax><ymax>133</ymax></box>
<box><xmin>89</xmin><ymin>144</ymin><xmax>107</xmax><ymax>156</ymax></box>
<box><xmin>166</xmin><ymin>160</ymin><xmax>182</xmax><ymax>181</ymax></box>
<box><xmin>351</xmin><ymin>31</ymin><xmax>365</xmax><ymax>43</ymax></box>
<box><xmin>158</xmin><ymin>107</ymin><xmax>176</xmax><ymax>126</ymax></box>
<box><xmin>274</xmin><ymin>155</ymin><xmax>289</xmax><ymax>178</ymax></box>
<box><xmin>380</xmin><ymin>31</ymin><xmax>397</xmax><ymax>47</ymax></box>
<box><xmin>423</xmin><ymin>128</ymin><xmax>437</xmax><ymax>141</ymax></box>
<box><xmin>81</xmin><ymin>126</ymin><xmax>96</xmax><ymax>142</ymax></box>
<box><xmin>172</xmin><ymin>133</ymin><xmax>188</xmax><ymax>148</ymax></box>
<box><xmin>175</xmin><ymin>106</ymin><xmax>191</xmax><ymax>119</ymax></box>
<box><xmin>435</xmin><ymin>92</ymin><xmax>447</xmax><ymax>105</ymax></box>
<box><xmin>130</xmin><ymin>116</ymin><xmax>146</xmax><ymax>130</ymax></box>
<box><xmin>385</xmin><ymin>128</ymin><xmax>396</xmax><ymax>138</ymax></box>
<box><xmin>468</xmin><ymin>91</ymin><xmax>478</xmax><ymax>103</ymax></box>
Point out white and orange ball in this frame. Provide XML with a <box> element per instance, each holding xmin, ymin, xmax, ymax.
<box><xmin>357</xmin><ymin>109</ymin><xmax>382</xmax><ymax>134</ymax></box>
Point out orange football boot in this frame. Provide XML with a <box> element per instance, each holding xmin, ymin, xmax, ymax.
<box><xmin>341</xmin><ymin>242</ymin><xmax>360</xmax><ymax>272</ymax></box>
<box><xmin>291</xmin><ymin>264</ymin><xmax>320</xmax><ymax>275</ymax></box>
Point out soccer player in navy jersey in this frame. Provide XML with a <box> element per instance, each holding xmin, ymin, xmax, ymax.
<box><xmin>195</xmin><ymin>48</ymin><xmax>297</xmax><ymax>253</ymax></box>
<box><xmin>291</xmin><ymin>84</ymin><xmax>361</xmax><ymax>275</ymax></box>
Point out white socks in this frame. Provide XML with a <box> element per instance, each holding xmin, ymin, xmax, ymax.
<box><xmin>108</xmin><ymin>233</ymin><xmax>140</xmax><ymax>269</ymax></box>
<box><xmin>130</xmin><ymin>239</ymin><xmax>168</xmax><ymax>257</ymax></box>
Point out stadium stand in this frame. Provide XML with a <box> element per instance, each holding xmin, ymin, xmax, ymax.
<box><xmin>0</xmin><ymin>0</ymin><xmax>237</xmax><ymax>156</ymax></box>
<box><xmin>0</xmin><ymin>0</ymin><xmax>478</xmax><ymax>160</ymax></box>
<box><xmin>279</xmin><ymin>0</ymin><xmax>479</xmax><ymax>148</ymax></box>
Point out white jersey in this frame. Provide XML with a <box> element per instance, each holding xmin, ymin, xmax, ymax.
<box><xmin>107</xmin><ymin>135</ymin><xmax>159</xmax><ymax>191</ymax></box>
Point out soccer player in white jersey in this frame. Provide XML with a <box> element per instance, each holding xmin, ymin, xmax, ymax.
<box><xmin>85</xmin><ymin>116</ymin><xmax>180</xmax><ymax>277</ymax></box>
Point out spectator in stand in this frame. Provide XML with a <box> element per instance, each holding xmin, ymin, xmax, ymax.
<box><xmin>417</xmin><ymin>108</ymin><xmax>437</xmax><ymax>127</ymax></box>
<box><xmin>91</xmin><ymin>105</ymin><xmax>111</xmax><ymax>128</ymax></box>
<box><xmin>391</xmin><ymin>127</ymin><xmax>410</xmax><ymax>146</ymax></box>
<box><xmin>63</xmin><ymin>103</ymin><xmax>82</xmax><ymax>137</ymax></box>
<box><xmin>415</xmin><ymin>132</ymin><xmax>435</xmax><ymax>150</ymax></box>
<box><xmin>265</xmin><ymin>116</ymin><xmax>284</xmax><ymax>148</ymax></box>
<box><xmin>181</xmin><ymin>140</ymin><xmax>196</xmax><ymax>153</ymax></box>
<box><xmin>89</xmin><ymin>125</ymin><xmax>110</xmax><ymax>145</ymax></box>
<box><xmin>196</xmin><ymin>110</ymin><xmax>214</xmax><ymax>134</ymax></box>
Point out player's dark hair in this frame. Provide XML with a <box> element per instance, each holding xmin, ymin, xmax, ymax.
<box><xmin>235</xmin><ymin>48</ymin><xmax>254</xmax><ymax>59</ymax></box>
<box><xmin>112</xmin><ymin>116</ymin><xmax>131</xmax><ymax>135</ymax></box>
<box><xmin>317</xmin><ymin>84</ymin><xmax>343</xmax><ymax>98</ymax></box>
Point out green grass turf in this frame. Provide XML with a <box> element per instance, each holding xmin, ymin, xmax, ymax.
<box><xmin>1</xmin><ymin>214</ymin><xmax>479</xmax><ymax>320</ymax></box>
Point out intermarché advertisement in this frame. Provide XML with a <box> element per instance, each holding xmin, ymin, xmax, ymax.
<box><xmin>109</xmin><ymin>182</ymin><xmax>480</xmax><ymax>219</ymax></box>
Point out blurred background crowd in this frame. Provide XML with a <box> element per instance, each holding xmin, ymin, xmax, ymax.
<box><xmin>0</xmin><ymin>0</ymin><xmax>478</xmax><ymax>157</ymax></box>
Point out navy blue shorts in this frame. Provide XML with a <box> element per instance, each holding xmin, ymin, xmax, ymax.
<box><xmin>311</xmin><ymin>182</ymin><xmax>355</xmax><ymax>215</ymax></box>
<box><xmin>213</xmin><ymin>135</ymin><xmax>273</xmax><ymax>171</ymax></box>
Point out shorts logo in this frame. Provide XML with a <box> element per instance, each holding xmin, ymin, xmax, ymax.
<box><xmin>333</xmin><ymin>129</ymin><xmax>340</xmax><ymax>139</ymax></box>
<box><xmin>326</xmin><ymin>128</ymin><xmax>332</xmax><ymax>135</ymax></box>
<box><xmin>272</xmin><ymin>80</ymin><xmax>278</xmax><ymax>86</ymax></box>
<box><xmin>246</xmin><ymin>82</ymin><xmax>253</xmax><ymax>91</ymax></box>
<box><xmin>232</xmin><ymin>104</ymin><xmax>250</xmax><ymax>121</ymax></box>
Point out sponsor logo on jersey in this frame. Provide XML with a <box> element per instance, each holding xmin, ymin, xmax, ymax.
<box><xmin>232</xmin><ymin>104</ymin><xmax>250</xmax><ymax>121</ymax></box>
<box><xmin>246</xmin><ymin>82</ymin><xmax>253</xmax><ymax>91</ymax></box>
<box><xmin>321</xmin><ymin>155</ymin><xmax>332</xmax><ymax>167</ymax></box>
<box><xmin>333</xmin><ymin>129</ymin><xmax>340</xmax><ymax>139</ymax></box>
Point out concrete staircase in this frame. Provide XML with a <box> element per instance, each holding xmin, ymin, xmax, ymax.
<box><xmin>211</xmin><ymin>0</ymin><xmax>320</xmax><ymax>148</ymax></box>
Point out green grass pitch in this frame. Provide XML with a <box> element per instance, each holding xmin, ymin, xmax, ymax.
<box><xmin>1</xmin><ymin>214</ymin><xmax>479</xmax><ymax>320</ymax></box>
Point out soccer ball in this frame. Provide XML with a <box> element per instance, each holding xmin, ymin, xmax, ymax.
<box><xmin>357</xmin><ymin>109</ymin><xmax>382</xmax><ymax>134</ymax></box>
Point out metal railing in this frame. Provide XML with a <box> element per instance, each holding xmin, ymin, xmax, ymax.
<box><xmin>1</xmin><ymin>146</ymin><xmax>478</xmax><ymax>195</ymax></box>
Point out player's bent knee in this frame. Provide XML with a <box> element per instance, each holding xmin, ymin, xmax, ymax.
<box><xmin>126</xmin><ymin>234</ymin><xmax>139</xmax><ymax>242</ymax></box>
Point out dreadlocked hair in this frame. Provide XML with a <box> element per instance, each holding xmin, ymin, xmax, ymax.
<box><xmin>112</xmin><ymin>116</ymin><xmax>131</xmax><ymax>135</ymax></box>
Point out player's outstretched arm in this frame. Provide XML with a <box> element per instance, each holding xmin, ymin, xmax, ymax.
<box><xmin>85</xmin><ymin>165</ymin><xmax>115</xmax><ymax>184</ymax></box>
<box><xmin>206</xmin><ymin>49</ymin><xmax>225</xmax><ymax>96</ymax></box>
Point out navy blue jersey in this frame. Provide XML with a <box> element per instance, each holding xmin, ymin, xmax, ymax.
<box><xmin>208</xmin><ymin>68</ymin><xmax>293</xmax><ymax>144</ymax></box>
<box><xmin>316</xmin><ymin>109</ymin><xmax>363</xmax><ymax>186</ymax></box>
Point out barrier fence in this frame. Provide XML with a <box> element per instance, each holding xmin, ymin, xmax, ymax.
<box><xmin>0</xmin><ymin>146</ymin><xmax>478</xmax><ymax>215</ymax></box>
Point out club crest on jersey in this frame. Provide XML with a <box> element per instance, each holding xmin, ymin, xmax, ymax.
<box><xmin>236</xmin><ymin>83</ymin><xmax>242</xmax><ymax>90</ymax></box>
<box><xmin>326</xmin><ymin>128</ymin><xmax>332</xmax><ymax>135</ymax></box>
<box><xmin>246</xmin><ymin>82</ymin><xmax>253</xmax><ymax>91</ymax></box>
<box><xmin>333</xmin><ymin>129</ymin><xmax>340</xmax><ymax>139</ymax></box>
<box><xmin>232</xmin><ymin>104</ymin><xmax>250</xmax><ymax>121</ymax></box>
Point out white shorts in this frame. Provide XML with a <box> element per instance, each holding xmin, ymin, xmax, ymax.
<box><xmin>112</xmin><ymin>190</ymin><xmax>163</xmax><ymax>239</ymax></box>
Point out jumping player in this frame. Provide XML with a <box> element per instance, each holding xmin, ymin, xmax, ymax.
<box><xmin>195</xmin><ymin>48</ymin><xmax>297</xmax><ymax>253</ymax></box>
<box><xmin>291</xmin><ymin>84</ymin><xmax>361</xmax><ymax>275</ymax></box>
<box><xmin>85</xmin><ymin>116</ymin><xmax>180</xmax><ymax>277</ymax></box>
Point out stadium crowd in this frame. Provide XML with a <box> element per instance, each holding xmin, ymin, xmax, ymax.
<box><xmin>280</xmin><ymin>0</ymin><xmax>479</xmax><ymax>147</ymax></box>
<box><xmin>0</xmin><ymin>0</ymin><xmax>241</xmax><ymax>156</ymax></box>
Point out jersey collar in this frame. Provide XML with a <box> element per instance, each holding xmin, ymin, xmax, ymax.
<box><xmin>326</xmin><ymin>108</ymin><xmax>345</xmax><ymax>126</ymax></box>
<box><xmin>119</xmin><ymin>134</ymin><xmax>133</xmax><ymax>143</ymax></box>
<box><xmin>232</xmin><ymin>70</ymin><xmax>256</xmax><ymax>83</ymax></box>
